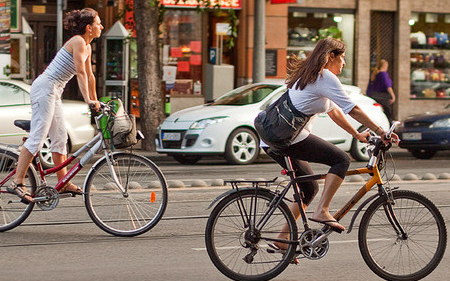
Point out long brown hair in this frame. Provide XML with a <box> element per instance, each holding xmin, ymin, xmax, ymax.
<box><xmin>286</xmin><ymin>38</ymin><xmax>346</xmax><ymax>90</ymax></box>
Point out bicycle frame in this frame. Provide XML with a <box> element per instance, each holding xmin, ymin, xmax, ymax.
<box><xmin>1</xmin><ymin>106</ymin><xmax>127</xmax><ymax>198</ymax></box>
<box><xmin>214</xmin><ymin>142</ymin><xmax>400</xmax><ymax>248</ymax></box>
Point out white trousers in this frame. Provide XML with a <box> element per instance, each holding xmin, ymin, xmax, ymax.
<box><xmin>23</xmin><ymin>75</ymin><xmax>68</xmax><ymax>155</ymax></box>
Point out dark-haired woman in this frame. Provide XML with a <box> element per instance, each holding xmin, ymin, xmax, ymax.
<box><xmin>267</xmin><ymin>38</ymin><xmax>398</xmax><ymax>251</ymax></box>
<box><xmin>7</xmin><ymin>8</ymin><xmax>103</xmax><ymax>203</ymax></box>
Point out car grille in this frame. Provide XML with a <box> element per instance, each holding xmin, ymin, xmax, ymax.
<box><xmin>404</xmin><ymin>121</ymin><xmax>431</xmax><ymax>128</ymax></box>
<box><xmin>160</xmin><ymin>130</ymin><xmax>199</xmax><ymax>149</ymax></box>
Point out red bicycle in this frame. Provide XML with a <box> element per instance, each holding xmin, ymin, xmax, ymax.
<box><xmin>0</xmin><ymin>102</ymin><xmax>168</xmax><ymax>237</ymax></box>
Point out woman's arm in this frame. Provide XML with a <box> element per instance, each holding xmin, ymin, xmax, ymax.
<box><xmin>387</xmin><ymin>87</ymin><xmax>396</xmax><ymax>104</ymax></box>
<box><xmin>347</xmin><ymin>105</ymin><xmax>387</xmax><ymax>136</ymax></box>
<box><xmin>328</xmin><ymin>107</ymin><xmax>370</xmax><ymax>142</ymax></box>
<box><xmin>84</xmin><ymin>44</ymin><xmax>99</xmax><ymax>110</ymax></box>
<box><xmin>72</xmin><ymin>37</ymin><xmax>92</xmax><ymax>104</ymax></box>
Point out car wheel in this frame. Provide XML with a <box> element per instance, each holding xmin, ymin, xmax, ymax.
<box><xmin>38</xmin><ymin>137</ymin><xmax>70</xmax><ymax>169</ymax></box>
<box><xmin>173</xmin><ymin>155</ymin><xmax>202</xmax><ymax>165</ymax></box>
<box><xmin>350</xmin><ymin>126</ymin><xmax>370</xmax><ymax>162</ymax></box>
<box><xmin>39</xmin><ymin>138</ymin><xmax>54</xmax><ymax>169</ymax></box>
<box><xmin>224</xmin><ymin>128</ymin><xmax>260</xmax><ymax>165</ymax></box>
<box><xmin>410</xmin><ymin>149</ymin><xmax>437</xmax><ymax>159</ymax></box>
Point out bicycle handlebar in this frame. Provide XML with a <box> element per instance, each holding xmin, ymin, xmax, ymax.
<box><xmin>385</xmin><ymin>121</ymin><xmax>401</xmax><ymax>140</ymax></box>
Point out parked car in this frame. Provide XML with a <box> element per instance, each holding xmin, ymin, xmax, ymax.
<box><xmin>155</xmin><ymin>82</ymin><xmax>390</xmax><ymax>165</ymax></box>
<box><xmin>396</xmin><ymin>108</ymin><xmax>450</xmax><ymax>159</ymax></box>
<box><xmin>0</xmin><ymin>79</ymin><xmax>95</xmax><ymax>167</ymax></box>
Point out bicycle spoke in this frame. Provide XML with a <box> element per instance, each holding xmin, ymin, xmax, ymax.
<box><xmin>85</xmin><ymin>153</ymin><xmax>167</xmax><ymax>236</ymax></box>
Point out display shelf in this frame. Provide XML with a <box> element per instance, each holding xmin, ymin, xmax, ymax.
<box><xmin>410</xmin><ymin>47</ymin><xmax>450</xmax><ymax>99</ymax></box>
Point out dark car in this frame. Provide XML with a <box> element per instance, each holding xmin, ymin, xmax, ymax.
<box><xmin>396</xmin><ymin>109</ymin><xmax>450</xmax><ymax>159</ymax></box>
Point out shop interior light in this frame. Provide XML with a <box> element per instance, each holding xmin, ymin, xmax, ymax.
<box><xmin>425</xmin><ymin>13</ymin><xmax>438</xmax><ymax>23</ymax></box>
<box><xmin>333</xmin><ymin>15</ymin><xmax>343</xmax><ymax>23</ymax></box>
<box><xmin>293</xmin><ymin>12</ymin><xmax>307</xmax><ymax>18</ymax></box>
<box><xmin>409</xmin><ymin>12</ymin><xmax>419</xmax><ymax>25</ymax></box>
<box><xmin>314</xmin><ymin>13</ymin><xmax>327</xmax><ymax>19</ymax></box>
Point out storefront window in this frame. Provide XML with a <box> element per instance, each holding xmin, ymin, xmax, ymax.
<box><xmin>287</xmin><ymin>8</ymin><xmax>355</xmax><ymax>85</ymax></box>
<box><xmin>410</xmin><ymin>13</ymin><xmax>450</xmax><ymax>99</ymax></box>
<box><xmin>162</xmin><ymin>10</ymin><xmax>203</xmax><ymax>95</ymax></box>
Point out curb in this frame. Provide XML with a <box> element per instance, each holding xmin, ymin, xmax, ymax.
<box><xmin>160</xmin><ymin>173</ymin><xmax>450</xmax><ymax>188</ymax></box>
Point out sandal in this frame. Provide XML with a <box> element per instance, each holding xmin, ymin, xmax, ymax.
<box><xmin>59</xmin><ymin>182</ymin><xmax>83</xmax><ymax>196</ymax></box>
<box><xmin>6</xmin><ymin>182</ymin><xmax>34</xmax><ymax>204</ymax></box>
<box><xmin>309</xmin><ymin>218</ymin><xmax>345</xmax><ymax>233</ymax></box>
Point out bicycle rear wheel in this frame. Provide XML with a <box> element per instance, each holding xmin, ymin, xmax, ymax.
<box><xmin>0</xmin><ymin>148</ymin><xmax>37</xmax><ymax>232</ymax></box>
<box><xmin>205</xmin><ymin>189</ymin><xmax>297</xmax><ymax>281</ymax></box>
<box><xmin>84</xmin><ymin>152</ymin><xmax>168</xmax><ymax>237</ymax></box>
<box><xmin>358</xmin><ymin>190</ymin><xmax>447</xmax><ymax>281</ymax></box>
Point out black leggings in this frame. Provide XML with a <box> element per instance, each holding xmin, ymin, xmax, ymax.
<box><xmin>264</xmin><ymin>134</ymin><xmax>350</xmax><ymax>205</ymax></box>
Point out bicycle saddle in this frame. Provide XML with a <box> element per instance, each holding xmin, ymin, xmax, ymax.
<box><xmin>14</xmin><ymin>120</ymin><xmax>31</xmax><ymax>132</ymax></box>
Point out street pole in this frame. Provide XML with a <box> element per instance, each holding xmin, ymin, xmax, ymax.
<box><xmin>252</xmin><ymin>0</ymin><xmax>265</xmax><ymax>83</ymax></box>
<box><xmin>56</xmin><ymin>0</ymin><xmax>63</xmax><ymax>49</ymax></box>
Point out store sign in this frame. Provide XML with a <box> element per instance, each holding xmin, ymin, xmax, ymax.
<box><xmin>270</xmin><ymin>0</ymin><xmax>300</xmax><ymax>3</ymax></box>
<box><xmin>209</xmin><ymin>47</ymin><xmax>217</xmax><ymax>64</ymax></box>
<box><xmin>216</xmin><ymin>23</ymin><xmax>231</xmax><ymax>36</ymax></box>
<box><xmin>161</xmin><ymin>0</ymin><xmax>241</xmax><ymax>9</ymax></box>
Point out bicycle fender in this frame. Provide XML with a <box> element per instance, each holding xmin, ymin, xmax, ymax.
<box><xmin>206</xmin><ymin>187</ymin><xmax>273</xmax><ymax>210</ymax></box>
<box><xmin>347</xmin><ymin>193</ymin><xmax>379</xmax><ymax>234</ymax></box>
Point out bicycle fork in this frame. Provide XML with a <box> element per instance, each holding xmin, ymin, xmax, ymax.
<box><xmin>381</xmin><ymin>186</ymin><xmax>408</xmax><ymax>240</ymax></box>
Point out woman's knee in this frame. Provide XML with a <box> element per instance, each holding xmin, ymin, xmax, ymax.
<box><xmin>329</xmin><ymin>153</ymin><xmax>351</xmax><ymax>178</ymax></box>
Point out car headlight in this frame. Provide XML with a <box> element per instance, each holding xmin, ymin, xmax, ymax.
<box><xmin>190</xmin><ymin>117</ymin><xmax>229</xmax><ymax>129</ymax></box>
<box><xmin>430</xmin><ymin>118</ymin><xmax>450</xmax><ymax>128</ymax></box>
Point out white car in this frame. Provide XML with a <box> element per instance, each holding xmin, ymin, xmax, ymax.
<box><xmin>156</xmin><ymin>82</ymin><xmax>390</xmax><ymax>164</ymax></box>
<box><xmin>0</xmin><ymin>79</ymin><xmax>95</xmax><ymax>167</ymax></box>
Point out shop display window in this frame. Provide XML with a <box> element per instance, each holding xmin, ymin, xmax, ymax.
<box><xmin>106</xmin><ymin>39</ymin><xmax>124</xmax><ymax>80</ymax></box>
<box><xmin>287</xmin><ymin>8</ymin><xmax>355</xmax><ymax>85</ymax></box>
<box><xmin>410</xmin><ymin>13</ymin><xmax>450</xmax><ymax>99</ymax></box>
<box><xmin>162</xmin><ymin>10</ymin><xmax>203</xmax><ymax>95</ymax></box>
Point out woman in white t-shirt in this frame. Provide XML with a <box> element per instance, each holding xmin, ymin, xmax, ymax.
<box><xmin>267</xmin><ymin>38</ymin><xmax>398</xmax><ymax>251</ymax></box>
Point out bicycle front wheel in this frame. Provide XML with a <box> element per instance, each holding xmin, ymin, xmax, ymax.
<box><xmin>84</xmin><ymin>152</ymin><xmax>168</xmax><ymax>237</ymax></box>
<box><xmin>359</xmin><ymin>190</ymin><xmax>447</xmax><ymax>281</ymax></box>
<box><xmin>205</xmin><ymin>189</ymin><xmax>298</xmax><ymax>281</ymax></box>
<box><xmin>0</xmin><ymin>148</ymin><xmax>37</xmax><ymax>232</ymax></box>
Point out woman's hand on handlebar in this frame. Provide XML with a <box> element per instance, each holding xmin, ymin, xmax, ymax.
<box><xmin>88</xmin><ymin>100</ymin><xmax>101</xmax><ymax>112</ymax></box>
<box><xmin>355</xmin><ymin>129</ymin><xmax>371</xmax><ymax>143</ymax></box>
<box><xmin>381</xmin><ymin>131</ymin><xmax>400</xmax><ymax>145</ymax></box>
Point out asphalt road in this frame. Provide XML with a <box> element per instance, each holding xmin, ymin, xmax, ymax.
<box><xmin>0</xmin><ymin>149</ymin><xmax>449</xmax><ymax>281</ymax></box>
<box><xmin>0</xmin><ymin>179</ymin><xmax>449</xmax><ymax>281</ymax></box>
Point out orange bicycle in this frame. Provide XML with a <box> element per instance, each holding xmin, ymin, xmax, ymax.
<box><xmin>205</xmin><ymin>122</ymin><xmax>447</xmax><ymax>281</ymax></box>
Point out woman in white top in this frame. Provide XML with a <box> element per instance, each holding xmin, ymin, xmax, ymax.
<box><xmin>266</xmin><ymin>38</ymin><xmax>398</xmax><ymax>250</ymax></box>
<box><xmin>8</xmin><ymin>8</ymin><xmax>103</xmax><ymax>203</ymax></box>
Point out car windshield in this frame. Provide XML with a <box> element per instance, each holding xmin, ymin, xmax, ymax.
<box><xmin>211</xmin><ymin>84</ymin><xmax>279</xmax><ymax>105</ymax></box>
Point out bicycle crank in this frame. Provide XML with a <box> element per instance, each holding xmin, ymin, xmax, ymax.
<box><xmin>35</xmin><ymin>186</ymin><xmax>59</xmax><ymax>211</ymax></box>
<box><xmin>298</xmin><ymin>229</ymin><xmax>329</xmax><ymax>260</ymax></box>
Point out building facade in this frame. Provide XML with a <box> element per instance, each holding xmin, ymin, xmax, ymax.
<box><xmin>239</xmin><ymin>0</ymin><xmax>450</xmax><ymax>120</ymax></box>
<box><xmin>10</xmin><ymin>0</ymin><xmax>450</xmax><ymax>120</ymax></box>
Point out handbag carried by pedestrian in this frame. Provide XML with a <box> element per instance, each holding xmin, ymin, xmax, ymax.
<box><xmin>254</xmin><ymin>90</ymin><xmax>310</xmax><ymax>151</ymax></box>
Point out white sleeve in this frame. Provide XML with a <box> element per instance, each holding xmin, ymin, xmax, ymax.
<box><xmin>322</xmin><ymin>71</ymin><xmax>356</xmax><ymax>114</ymax></box>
